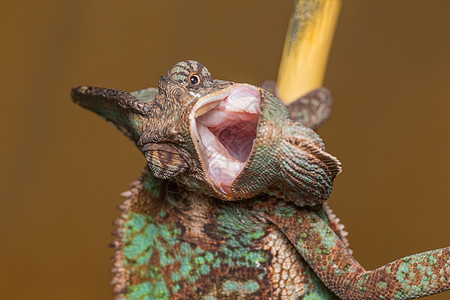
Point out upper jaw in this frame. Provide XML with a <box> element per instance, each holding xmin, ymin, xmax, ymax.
<box><xmin>189</xmin><ymin>84</ymin><xmax>261</xmax><ymax>198</ymax></box>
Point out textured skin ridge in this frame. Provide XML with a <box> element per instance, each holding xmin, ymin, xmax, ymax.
<box><xmin>111</xmin><ymin>170</ymin><xmax>151</xmax><ymax>297</ymax></box>
<box><xmin>322</xmin><ymin>203</ymin><xmax>351</xmax><ymax>254</ymax></box>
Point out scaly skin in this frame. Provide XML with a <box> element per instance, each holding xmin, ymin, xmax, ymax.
<box><xmin>111</xmin><ymin>169</ymin><xmax>341</xmax><ymax>299</ymax></box>
<box><xmin>72</xmin><ymin>60</ymin><xmax>450</xmax><ymax>299</ymax></box>
<box><xmin>258</xmin><ymin>199</ymin><xmax>450</xmax><ymax>299</ymax></box>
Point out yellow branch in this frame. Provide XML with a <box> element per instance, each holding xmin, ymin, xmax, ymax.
<box><xmin>277</xmin><ymin>0</ymin><xmax>343</xmax><ymax>104</ymax></box>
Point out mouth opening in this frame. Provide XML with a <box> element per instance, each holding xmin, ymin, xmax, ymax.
<box><xmin>190</xmin><ymin>86</ymin><xmax>261</xmax><ymax>196</ymax></box>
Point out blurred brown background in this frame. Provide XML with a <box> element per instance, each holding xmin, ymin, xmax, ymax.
<box><xmin>1</xmin><ymin>1</ymin><xmax>449</xmax><ymax>299</ymax></box>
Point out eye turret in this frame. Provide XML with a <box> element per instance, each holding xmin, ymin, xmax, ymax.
<box><xmin>167</xmin><ymin>60</ymin><xmax>213</xmax><ymax>89</ymax></box>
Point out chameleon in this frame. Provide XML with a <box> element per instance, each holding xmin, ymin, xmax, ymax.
<box><xmin>71</xmin><ymin>60</ymin><xmax>450</xmax><ymax>299</ymax></box>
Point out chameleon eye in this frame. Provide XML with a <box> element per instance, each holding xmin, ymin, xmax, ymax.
<box><xmin>189</xmin><ymin>74</ymin><xmax>200</xmax><ymax>85</ymax></box>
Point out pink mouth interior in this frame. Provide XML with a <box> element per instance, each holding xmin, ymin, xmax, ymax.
<box><xmin>195</xmin><ymin>87</ymin><xmax>260</xmax><ymax>195</ymax></box>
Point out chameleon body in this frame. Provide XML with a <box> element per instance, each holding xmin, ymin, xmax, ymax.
<box><xmin>72</xmin><ymin>60</ymin><xmax>450</xmax><ymax>299</ymax></box>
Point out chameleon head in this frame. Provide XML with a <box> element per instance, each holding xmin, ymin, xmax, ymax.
<box><xmin>71</xmin><ymin>60</ymin><xmax>341</xmax><ymax>206</ymax></box>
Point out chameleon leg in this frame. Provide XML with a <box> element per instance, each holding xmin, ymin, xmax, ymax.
<box><xmin>259</xmin><ymin>201</ymin><xmax>450</xmax><ymax>299</ymax></box>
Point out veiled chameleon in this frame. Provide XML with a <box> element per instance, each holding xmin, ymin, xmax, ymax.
<box><xmin>72</xmin><ymin>60</ymin><xmax>449</xmax><ymax>299</ymax></box>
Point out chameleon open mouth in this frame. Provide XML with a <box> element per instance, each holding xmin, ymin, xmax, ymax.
<box><xmin>190</xmin><ymin>85</ymin><xmax>261</xmax><ymax>196</ymax></box>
